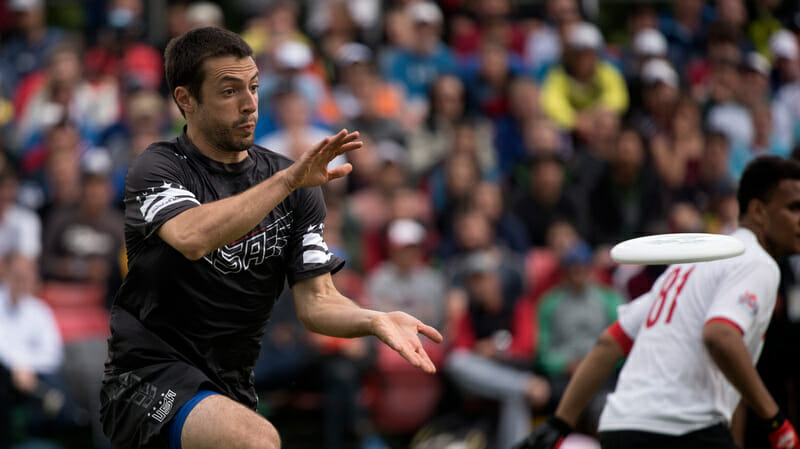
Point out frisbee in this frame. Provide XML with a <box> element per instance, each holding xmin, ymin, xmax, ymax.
<box><xmin>610</xmin><ymin>233</ymin><xmax>745</xmax><ymax>265</ymax></box>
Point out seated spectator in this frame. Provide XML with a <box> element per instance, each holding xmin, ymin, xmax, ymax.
<box><xmin>0</xmin><ymin>253</ymin><xmax>83</xmax><ymax>447</ymax></box>
<box><xmin>332</xmin><ymin>43</ymin><xmax>406</xmax><ymax>145</ymax></box>
<box><xmin>40</xmin><ymin>150</ymin><xmax>121</xmax><ymax>449</ymax></box>
<box><xmin>471</xmin><ymin>181</ymin><xmax>529</xmax><ymax>255</ymax></box>
<box><xmin>257</xmin><ymin>85</ymin><xmax>345</xmax><ymax>172</ymax></box>
<box><xmin>540</xmin><ymin>22</ymin><xmax>628</xmax><ymax>139</ymax></box>
<box><xmin>367</xmin><ymin>219</ymin><xmax>446</xmax><ymax>329</ymax></box>
<box><xmin>729</xmin><ymin>100</ymin><xmax>790</xmax><ymax>180</ymax></box>
<box><xmin>0</xmin><ymin>0</ymin><xmax>63</xmax><ymax>98</ymax></box>
<box><xmin>536</xmin><ymin>241</ymin><xmax>623</xmax><ymax>432</ymax></box>
<box><xmin>408</xmin><ymin>75</ymin><xmax>495</xmax><ymax>180</ymax></box>
<box><xmin>460</xmin><ymin>37</ymin><xmax>524</xmax><ymax>119</ymax></box>
<box><xmin>445</xmin><ymin>250</ymin><xmax>548</xmax><ymax>449</ymax></box>
<box><xmin>493</xmin><ymin>76</ymin><xmax>543</xmax><ymax>177</ymax></box>
<box><xmin>14</xmin><ymin>43</ymin><xmax>120</xmax><ymax>152</ymax></box>
<box><xmin>510</xmin><ymin>154</ymin><xmax>582</xmax><ymax>247</ymax></box>
<box><xmin>588</xmin><ymin>126</ymin><xmax>664</xmax><ymax>246</ymax></box>
<box><xmin>0</xmin><ymin>165</ymin><xmax>41</xmax><ymax>261</ymax></box>
<box><xmin>382</xmin><ymin>2</ymin><xmax>454</xmax><ymax>106</ymax></box>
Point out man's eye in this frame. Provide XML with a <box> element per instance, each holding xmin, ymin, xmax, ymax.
<box><xmin>223</xmin><ymin>89</ymin><xmax>235</xmax><ymax>96</ymax></box>
<box><xmin>250</xmin><ymin>85</ymin><xmax>259</xmax><ymax>92</ymax></box>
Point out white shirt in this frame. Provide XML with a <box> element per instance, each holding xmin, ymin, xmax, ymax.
<box><xmin>0</xmin><ymin>286</ymin><xmax>63</xmax><ymax>374</ymax></box>
<box><xmin>0</xmin><ymin>204</ymin><xmax>41</xmax><ymax>258</ymax></box>
<box><xmin>599</xmin><ymin>228</ymin><xmax>779</xmax><ymax>435</ymax></box>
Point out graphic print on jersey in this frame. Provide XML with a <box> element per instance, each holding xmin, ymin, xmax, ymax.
<box><xmin>202</xmin><ymin>211</ymin><xmax>294</xmax><ymax>274</ymax></box>
<box><xmin>136</xmin><ymin>182</ymin><xmax>200</xmax><ymax>223</ymax></box>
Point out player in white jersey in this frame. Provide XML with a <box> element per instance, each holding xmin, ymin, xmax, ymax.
<box><xmin>514</xmin><ymin>155</ymin><xmax>800</xmax><ymax>449</ymax></box>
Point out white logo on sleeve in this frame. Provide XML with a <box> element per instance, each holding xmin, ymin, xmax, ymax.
<box><xmin>137</xmin><ymin>182</ymin><xmax>200</xmax><ymax>223</ymax></box>
<box><xmin>302</xmin><ymin>223</ymin><xmax>332</xmax><ymax>265</ymax></box>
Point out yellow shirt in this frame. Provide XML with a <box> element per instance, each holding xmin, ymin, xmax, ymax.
<box><xmin>540</xmin><ymin>61</ymin><xmax>629</xmax><ymax>129</ymax></box>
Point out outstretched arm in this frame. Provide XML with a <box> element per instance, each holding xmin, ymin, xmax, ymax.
<box><xmin>159</xmin><ymin>130</ymin><xmax>361</xmax><ymax>260</ymax></box>
<box><xmin>292</xmin><ymin>273</ymin><xmax>443</xmax><ymax>374</ymax></box>
<box><xmin>513</xmin><ymin>328</ymin><xmax>627</xmax><ymax>449</ymax></box>
<box><xmin>553</xmin><ymin>329</ymin><xmax>626</xmax><ymax>426</ymax></box>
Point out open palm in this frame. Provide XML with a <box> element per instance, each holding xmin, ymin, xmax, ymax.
<box><xmin>285</xmin><ymin>129</ymin><xmax>362</xmax><ymax>189</ymax></box>
<box><xmin>371</xmin><ymin>311</ymin><xmax>444</xmax><ymax>374</ymax></box>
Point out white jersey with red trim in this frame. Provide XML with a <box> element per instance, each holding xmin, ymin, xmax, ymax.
<box><xmin>598</xmin><ymin>228</ymin><xmax>780</xmax><ymax>435</ymax></box>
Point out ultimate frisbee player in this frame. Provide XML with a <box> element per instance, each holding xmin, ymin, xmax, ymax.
<box><xmin>515</xmin><ymin>156</ymin><xmax>800</xmax><ymax>449</ymax></box>
<box><xmin>99</xmin><ymin>27</ymin><xmax>442</xmax><ymax>449</ymax></box>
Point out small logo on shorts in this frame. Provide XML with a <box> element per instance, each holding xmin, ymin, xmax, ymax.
<box><xmin>148</xmin><ymin>389</ymin><xmax>177</xmax><ymax>423</ymax></box>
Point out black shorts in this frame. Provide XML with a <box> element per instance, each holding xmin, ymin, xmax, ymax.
<box><xmin>599</xmin><ymin>423</ymin><xmax>738</xmax><ymax>449</ymax></box>
<box><xmin>99</xmin><ymin>361</ymin><xmax>214</xmax><ymax>449</ymax></box>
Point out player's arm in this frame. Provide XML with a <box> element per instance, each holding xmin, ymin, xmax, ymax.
<box><xmin>292</xmin><ymin>273</ymin><xmax>443</xmax><ymax>374</ymax></box>
<box><xmin>514</xmin><ymin>325</ymin><xmax>628</xmax><ymax>449</ymax></box>
<box><xmin>159</xmin><ymin>130</ymin><xmax>361</xmax><ymax>260</ymax></box>
<box><xmin>703</xmin><ymin>321</ymin><xmax>799</xmax><ymax>448</ymax></box>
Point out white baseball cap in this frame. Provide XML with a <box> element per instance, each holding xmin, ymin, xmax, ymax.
<box><xmin>408</xmin><ymin>1</ymin><xmax>443</xmax><ymax>24</ymax></box>
<box><xmin>335</xmin><ymin>42</ymin><xmax>373</xmax><ymax>66</ymax></box>
<box><xmin>641</xmin><ymin>58</ymin><xmax>678</xmax><ymax>88</ymax></box>
<box><xmin>568</xmin><ymin>22</ymin><xmax>604</xmax><ymax>51</ymax></box>
<box><xmin>633</xmin><ymin>28</ymin><xmax>667</xmax><ymax>57</ymax></box>
<box><xmin>10</xmin><ymin>0</ymin><xmax>42</xmax><ymax>11</ymax></box>
<box><xmin>275</xmin><ymin>41</ymin><xmax>312</xmax><ymax>69</ymax></box>
<box><xmin>743</xmin><ymin>51</ymin><xmax>771</xmax><ymax>76</ymax></box>
<box><xmin>388</xmin><ymin>219</ymin><xmax>426</xmax><ymax>247</ymax></box>
<box><xmin>769</xmin><ymin>29</ymin><xmax>798</xmax><ymax>60</ymax></box>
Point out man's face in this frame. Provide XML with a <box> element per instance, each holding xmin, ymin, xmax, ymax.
<box><xmin>191</xmin><ymin>56</ymin><xmax>259</xmax><ymax>153</ymax></box>
<box><xmin>762</xmin><ymin>179</ymin><xmax>800</xmax><ymax>259</ymax></box>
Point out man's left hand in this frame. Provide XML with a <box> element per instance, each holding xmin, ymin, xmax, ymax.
<box><xmin>370</xmin><ymin>311</ymin><xmax>443</xmax><ymax>374</ymax></box>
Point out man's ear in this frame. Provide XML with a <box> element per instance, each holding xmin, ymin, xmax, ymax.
<box><xmin>748</xmin><ymin>198</ymin><xmax>767</xmax><ymax>226</ymax></box>
<box><xmin>174</xmin><ymin>87</ymin><xmax>195</xmax><ymax>114</ymax></box>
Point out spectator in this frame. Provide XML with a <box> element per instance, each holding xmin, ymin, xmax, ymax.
<box><xmin>367</xmin><ymin>219</ymin><xmax>446</xmax><ymax>330</ymax></box>
<box><xmin>658</xmin><ymin>0</ymin><xmax>713</xmax><ymax>70</ymax></box>
<box><xmin>0</xmin><ymin>0</ymin><xmax>63</xmax><ymax>98</ymax></box>
<box><xmin>0</xmin><ymin>253</ymin><xmax>69</xmax><ymax>448</ymax></box>
<box><xmin>540</xmin><ymin>22</ymin><xmax>629</xmax><ymax>139</ymax></box>
<box><xmin>41</xmin><ymin>150</ymin><xmax>124</xmax><ymax>291</ymax></box>
<box><xmin>382</xmin><ymin>2</ymin><xmax>455</xmax><ymax>107</ymax></box>
<box><xmin>493</xmin><ymin>76</ymin><xmax>543</xmax><ymax>177</ymax></box>
<box><xmin>333</xmin><ymin>43</ymin><xmax>406</xmax><ymax>145</ymax></box>
<box><xmin>536</xmin><ymin>241</ymin><xmax>623</xmax><ymax>431</ymax></box>
<box><xmin>0</xmin><ymin>166</ymin><xmax>41</xmax><ymax>261</ymax></box>
<box><xmin>523</xmin><ymin>0</ymin><xmax>583</xmax><ymax>77</ymax></box>
<box><xmin>510</xmin><ymin>154</ymin><xmax>582</xmax><ymax>247</ymax></box>
<box><xmin>408</xmin><ymin>75</ymin><xmax>495</xmax><ymax>180</ymax></box>
<box><xmin>446</xmin><ymin>250</ymin><xmax>548</xmax><ymax>449</ymax></box>
<box><xmin>471</xmin><ymin>181</ymin><xmax>529</xmax><ymax>255</ymax></box>
<box><xmin>588</xmin><ymin>126</ymin><xmax>665</xmax><ymax>246</ymax></box>
<box><xmin>14</xmin><ymin>43</ymin><xmax>120</xmax><ymax>153</ymax></box>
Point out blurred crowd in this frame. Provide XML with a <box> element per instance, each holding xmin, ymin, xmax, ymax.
<box><xmin>2</xmin><ymin>0</ymin><xmax>800</xmax><ymax>448</ymax></box>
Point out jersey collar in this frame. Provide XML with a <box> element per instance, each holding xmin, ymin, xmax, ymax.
<box><xmin>178</xmin><ymin>127</ymin><xmax>256</xmax><ymax>175</ymax></box>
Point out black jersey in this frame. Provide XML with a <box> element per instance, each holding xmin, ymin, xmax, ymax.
<box><xmin>104</xmin><ymin>131</ymin><xmax>344</xmax><ymax>409</ymax></box>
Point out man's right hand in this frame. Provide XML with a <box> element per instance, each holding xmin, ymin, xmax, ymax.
<box><xmin>767</xmin><ymin>413</ymin><xmax>800</xmax><ymax>449</ymax></box>
<box><xmin>512</xmin><ymin>416</ymin><xmax>572</xmax><ymax>449</ymax></box>
<box><xmin>284</xmin><ymin>129</ymin><xmax>362</xmax><ymax>190</ymax></box>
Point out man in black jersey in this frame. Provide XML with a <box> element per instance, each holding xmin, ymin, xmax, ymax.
<box><xmin>99</xmin><ymin>27</ymin><xmax>443</xmax><ymax>449</ymax></box>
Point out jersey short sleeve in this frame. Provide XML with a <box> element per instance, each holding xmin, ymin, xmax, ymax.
<box><xmin>705</xmin><ymin>261</ymin><xmax>779</xmax><ymax>335</ymax></box>
<box><xmin>616</xmin><ymin>291</ymin><xmax>654</xmax><ymax>340</ymax></box>
<box><xmin>284</xmin><ymin>186</ymin><xmax>344</xmax><ymax>286</ymax></box>
<box><xmin>124</xmin><ymin>147</ymin><xmax>201</xmax><ymax>239</ymax></box>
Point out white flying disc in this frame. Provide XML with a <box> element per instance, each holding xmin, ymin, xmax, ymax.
<box><xmin>610</xmin><ymin>233</ymin><xmax>745</xmax><ymax>265</ymax></box>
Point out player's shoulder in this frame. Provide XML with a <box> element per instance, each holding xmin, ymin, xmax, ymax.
<box><xmin>129</xmin><ymin>136</ymin><xmax>187</xmax><ymax>170</ymax></box>
<box><xmin>726</xmin><ymin>228</ymin><xmax>780</xmax><ymax>278</ymax></box>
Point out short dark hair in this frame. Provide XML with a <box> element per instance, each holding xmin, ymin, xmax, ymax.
<box><xmin>738</xmin><ymin>156</ymin><xmax>800</xmax><ymax>218</ymax></box>
<box><xmin>164</xmin><ymin>27</ymin><xmax>254</xmax><ymax>116</ymax></box>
